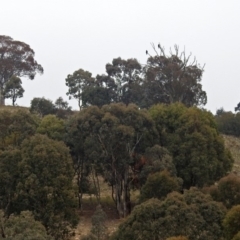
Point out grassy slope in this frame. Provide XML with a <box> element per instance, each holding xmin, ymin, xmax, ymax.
<box><xmin>222</xmin><ymin>134</ymin><xmax>240</xmax><ymax>175</ymax></box>
<box><xmin>0</xmin><ymin>105</ymin><xmax>29</xmax><ymax>112</ymax></box>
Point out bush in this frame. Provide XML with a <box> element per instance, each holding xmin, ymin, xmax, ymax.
<box><xmin>223</xmin><ymin>205</ymin><xmax>240</xmax><ymax>240</ymax></box>
<box><xmin>140</xmin><ymin>170</ymin><xmax>180</xmax><ymax>202</ymax></box>
<box><xmin>204</xmin><ymin>174</ymin><xmax>240</xmax><ymax>209</ymax></box>
<box><xmin>30</xmin><ymin>97</ymin><xmax>56</xmax><ymax>117</ymax></box>
<box><xmin>111</xmin><ymin>188</ymin><xmax>226</xmax><ymax>240</ymax></box>
<box><xmin>0</xmin><ymin>210</ymin><xmax>53</xmax><ymax>240</ymax></box>
<box><xmin>91</xmin><ymin>205</ymin><xmax>108</xmax><ymax>240</ymax></box>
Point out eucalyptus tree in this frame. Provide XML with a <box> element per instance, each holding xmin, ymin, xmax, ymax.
<box><xmin>0</xmin><ymin>35</ymin><xmax>43</xmax><ymax>105</ymax></box>
<box><xmin>66</xmin><ymin>103</ymin><xmax>158</xmax><ymax>217</ymax></box>
<box><xmin>30</xmin><ymin>97</ymin><xmax>56</xmax><ymax>117</ymax></box>
<box><xmin>106</xmin><ymin>57</ymin><xmax>143</xmax><ymax>105</ymax></box>
<box><xmin>82</xmin><ymin>74</ymin><xmax>117</xmax><ymax>107</ymax></box>
<box><xmin>65</xmin><ymin>68</ymin><xmax>94</xmax><ymax>110</ymax></box>
<box><xmin>3</xmin><ymin>76</ymin><xmax>24</xmax><ymax>106</ymax></box>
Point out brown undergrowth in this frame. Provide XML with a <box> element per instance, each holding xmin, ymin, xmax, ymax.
<box><xmin>71</xmin><ymin>178</ymin><xmax>129</xmax><ymax>240</ymax></box>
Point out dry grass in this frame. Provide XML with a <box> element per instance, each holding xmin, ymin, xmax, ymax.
<box><xmin>0</xmin><ymin>104</ymin><xmax>29</xmax><ymax>112</ymax></box>
<box><xmin>72</xmin><ymin>176</ymin><xmax>140</xmax><ymax>239</ymax></box>
<box><xmin>222</xmin><ymin>134</ymin><xmax>240</xmax><ymax>175</ymax></box>
<box><xmin>71</xmin><ymin>177</ymin><xmax>123</xmax><ymax>240</ymax></box>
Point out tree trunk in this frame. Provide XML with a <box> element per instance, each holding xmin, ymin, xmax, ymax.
<box><xmin>91</xmin><ymin>166</ymin><xmax>101</xmax><ymax>204</ymax></box>
<box><xmin>123</xmin><ymin>167</ymin><xmax>131</xmax><ymax>217</ymax></box>
<box><xmin>75</xmin><ymin>154</ymin><xmax>84</xmax><ymax>210</ymax></box>
<box><xmin>0</xmin><ymin>85</ymin><xmax>5</xmax><ymax>105</ymax></box>
<box><xmin>112</xmin><ymin>168</ymin><xmax>131</xmax><ymax>218</ymax></box>
<box><xmin>115</xmin><ymin>180</ymin><xmax>123</xmax><ymax>218</ymax></box>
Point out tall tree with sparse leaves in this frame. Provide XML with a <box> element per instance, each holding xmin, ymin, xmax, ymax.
<box><xmin>142</xmin><ymin>44</ymin><xmax>207</xmax><ymax>108</ymax></box>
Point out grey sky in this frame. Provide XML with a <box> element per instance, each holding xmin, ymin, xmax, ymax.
<box><xmin>1</xmin><ymin>0</ymin><xmax>240</xmax><ymax>113</ymax></box>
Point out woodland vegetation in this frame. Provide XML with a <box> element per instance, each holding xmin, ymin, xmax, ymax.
<box><xmin>1</xmin><ymin>35</ymin><xmax>240</xmax><ymax>240</ymax></box>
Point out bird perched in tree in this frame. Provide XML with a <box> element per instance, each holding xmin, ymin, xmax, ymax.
<box><xmin>158</xmin><ymin>44</ymin><xmax>160</xmax><ymax>48</ymax></box>
<box><xmin>146</xmin><ymin>50</ymin><xmax>148</xmax><ymax>55</ymax></box>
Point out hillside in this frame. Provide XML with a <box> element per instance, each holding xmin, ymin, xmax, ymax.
<box><xmin>0</xmin><ymin>105</ymin><xmax>29</xmax><ymax>112</ymax></box>
<box><xmin>1</xmin><ymin>105</ymin><xmax>240</xmax><ymax>239</ymax></box>
<box><xmin>222</xmin><ymin>134</ymin><xmax>240</xmax><ymax>175</ymax></box>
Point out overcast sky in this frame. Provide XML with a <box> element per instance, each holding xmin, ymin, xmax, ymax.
<box><xmin>1</xmin><ymin>0</ymin><xmax>240</xmax><ymax>113</ymax></box>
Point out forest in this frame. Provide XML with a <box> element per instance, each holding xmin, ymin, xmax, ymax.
<box><xmin>1</xmin><ymin>35</ymin><xmax>240</xmax><ymax>240</ymax></box>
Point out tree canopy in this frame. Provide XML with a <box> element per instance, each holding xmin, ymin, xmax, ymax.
<box><xmin>66</xmin><ymin>44</ymin><xmax>206</xmax><ymax>109</ymax></box>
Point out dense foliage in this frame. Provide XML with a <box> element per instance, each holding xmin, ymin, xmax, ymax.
<box><xmin>0</xmin><ymin>101</ymin><xmax>236</xmax><ymax>239</ymax></box>
<box><xmin>150</xmin><ymin>103</ymin><xmax>233</xmax><ymax>188</ymax></box>
<box><xmin>0</xmin><ymin>211</ymin><xmax>53</xmax><ymax>240</ymax></box>
<box><xmin>111</xmin><ymin>188</ymin><xmax>226</xmax><ymax>240</ymax></box>
<box><xmin>17</xmin><ymin>134</ymin><xmax>78</xmax><ymax>237</ymax></box>
<box><xmin>0</xmin><ymin>109</ymin><xmax>38</xmax><ymax>150</ymax></box>
<box><xmin>37</xmin><ymin>114</ymin><xmax>65</xmax><ymax>141</ymax></box>
<box><xmin>0</xmin><ymin>110</ymin><xmax>78</xmax><ymax>239</ymax></box>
